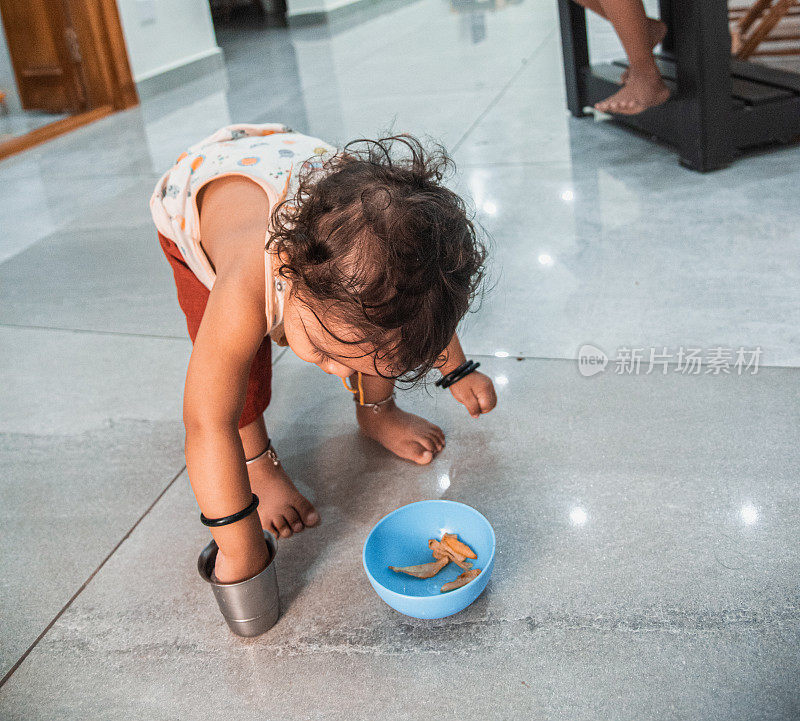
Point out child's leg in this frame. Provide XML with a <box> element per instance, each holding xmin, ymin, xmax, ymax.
<box><xmin>353</xmin><ymin>373</ymin><xmax>445</xmax><ymax>465</ymax></box>
<box><xmin>239</xmin><ymin>414</ymin><xmax>319</xmax><ymax>539</ymax></box>
<box><xmin>572</xmin><ymin>0</ymin><xmax>669</xmax><ymax>114</ymax></box>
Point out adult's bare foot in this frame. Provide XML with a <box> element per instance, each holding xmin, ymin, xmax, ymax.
<box><xmin>594</xmin><ymin>71</ymin><xmax>670</xmax><ymax>116</ymax></box>
<box><xmin>247</xmin><ymin>448</ymin><xmax>319</xmax><ymax>539</ymax></box>
<box><xmin>621</xmin><ymin>18</ymin><xmax>667</xmax><ymax>83</ymax></box>
<box><xmin>356</xmin><ymin>399</ymin><xmax>445</xmax><ymax>465</ymax></box>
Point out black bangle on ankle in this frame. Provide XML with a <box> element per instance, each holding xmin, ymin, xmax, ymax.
<box><xmin>200</xmin><ymin>494</ymin><xmax>259</xmax><ymax>527</ymax></box>
<box><xmin>437</xmin><ymin>360</ymin><xmax>480</xmax><ymax>389</ymax></box>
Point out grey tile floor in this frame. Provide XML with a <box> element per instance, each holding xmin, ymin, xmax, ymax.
<box><xmin>0</xmin><ymin>110</ymin><xmax>70</xmax><ymax>142</ymax></box>
<box><xmin>1</xmin><ymin>1</ymin><xmax>798</xmax><ymax>718</ymax></box>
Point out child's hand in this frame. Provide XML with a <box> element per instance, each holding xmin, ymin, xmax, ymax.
<box><xmin>449</xmin><ymin>371</ymin><xmax>497</xmax><ymax>418</ymax></box>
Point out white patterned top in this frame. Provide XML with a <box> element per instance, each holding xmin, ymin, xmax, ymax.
<box><xmin>150</xmin><ymin>123</ymin><xmax>337</xmax><ymax>337</ymax></box>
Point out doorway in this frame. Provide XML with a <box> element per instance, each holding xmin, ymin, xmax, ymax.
<box><xmin>209</xmin><ymin>0</ymin><xmax>288</xmax><ymax>29</ymax></box>
<box><xmin>0</xmin><ymin>0</ymin><xmax>138</xmax><ymax>160</ymax></box>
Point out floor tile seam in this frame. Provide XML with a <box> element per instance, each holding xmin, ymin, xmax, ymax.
<box><xmin>0</xmin><ymin>169</ymin><xmax>160</xmax><ymax>183</ymax></box>
<box><xmin>451</xmin><ymin>28</ymin><xmax>557</xmax><ymax>154</ymax></box>
<box><xmin>22</xmin><ymin>221</ymin><xmax>158</xmax><ymax>235</ymax></box>
<box><xmin>0</xmin><ymin>464</ymin><xmax>187</xmax><ymax>690</ymax></box>
<box><xmin>455</xmin><ymin>161</ymin><xmax>578</xmax><ymax>168</ymax></box>
<box><xmin>156</xmin><ymin>617</ymin><xmax>800</xmax><ymax>657</ymax></box>
<box><xmin>0</xmin><ymin>323</ymin><xmax>290</xmax><ymax>367</ymax></box>
<box><xmin>0</xmin><ymin>323</ymin><xmax>191</xmax><ymax>343</ymax></box>
<box><xmin>0</xmin><ymin>326</ymin><xmax>796</xmax><ymax>370</ymax></box>
<box><xmin>42</xmin><ymin>611</ymin><xmax>799</xmax><ymax>659</ymax></box>
<box><xmin>463</xmin><ymin>352</ymin><xmax>800</xmax><ymax>371</ymax></box>
<box><xmin>0</xmin><ymin>417</ymin><xmax>187</xmax><ymax>440</ymax></box>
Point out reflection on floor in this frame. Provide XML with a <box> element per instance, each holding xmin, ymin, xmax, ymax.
<box><xmin>0</xmin><ymin>0</ymin><xmax>798</xmax><ymax>718</ymax></box>
<box><xmin>0</xmin><ymin>109</ymin><xmax>70</xmax><ymax>143</ymax></box>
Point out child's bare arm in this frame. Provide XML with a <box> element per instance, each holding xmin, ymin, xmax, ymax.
<box><xmin>440</xmin><ymin>333</ymin><xmax>497</xmax><ymax>418</ymax></box>
<box><xmin>184</xmin><ymin>176</ymin><xmax>271</xmax><ymax>582</ymax></box>
<box><xmin>438</xmin><ymin>333</ymin><xmax>468</xmax><ymax>375</ymax></box>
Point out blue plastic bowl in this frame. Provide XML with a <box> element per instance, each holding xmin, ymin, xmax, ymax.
<box><xmin>362</xmin><ymin>500</ymin><xmax>495</xmax><ymax>619</ymax></box>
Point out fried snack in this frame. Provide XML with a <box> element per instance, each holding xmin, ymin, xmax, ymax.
<box><xmin>389</xmin><ymin>557</ymin><xmax>449</xmax><ymax>578</ymax></box>
<box><xmin>442</xmin><ymin>533</ymin><xmax>478</xmax><ymax>560</ymax></box>
<box><xmin>428</xmin><ymin>539</ymin><xmax>465</xmax><ymax>562</ymax></box>
<box><xmin>440</xmin><ymin>568</ymin><xmax>481</xmax><ymax>593</ymax></box>
<box><xmin>429</xmin><ymin>539</ymin><xmax>473</xmax><ymax>570</ymax></box>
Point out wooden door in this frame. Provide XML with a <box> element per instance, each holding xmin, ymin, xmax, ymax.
<box><xmin>0</xmin><ymin>0</ymin><xmax>87</xmax><ymax>113</ymax></box>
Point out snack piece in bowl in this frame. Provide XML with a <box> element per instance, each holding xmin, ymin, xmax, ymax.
<box><xmin>387</xmin><ymin>532</ymin><xmax>482</xmax><ymax>589</ymax></box>
<box><xmin>389</xmin><ymin>557</ymin><xmax>449</xmax><ymax>578</ymax></box>
<box><xmin>442</xmin><ymin>533</ymin><xmax>477</xmax><ymax>559</ymax></box>
<box><xmin>441</xmin><ymin>569</ymin><xmax>481</xmax><ymax>593</ymax></box>
<box><xmin>429</xmin><ymin>539</ymin><xmax>473</xmax><ymax>570</ymax></box>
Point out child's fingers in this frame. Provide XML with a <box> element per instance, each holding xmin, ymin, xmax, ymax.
<box><xmin>478</xmin><ymin>385</ymin><xmax>498</xmax><ymax>413</ymax></box>
<box><xmin>461</xmin><ymin>389</ymin><xmax>482</xmax><ymax>418</ymax></box>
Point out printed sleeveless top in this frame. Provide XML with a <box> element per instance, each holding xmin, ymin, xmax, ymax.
<box><xmin>150</xmin><ymin>123</ymin><xmax>337</xmax><ymax>339</ymax></box>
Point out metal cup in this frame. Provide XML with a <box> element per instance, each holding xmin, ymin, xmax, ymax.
<box><xmin>197</xmin><ymin>531</ymin><xmax>280</xmax><ymax>637</ymax></box>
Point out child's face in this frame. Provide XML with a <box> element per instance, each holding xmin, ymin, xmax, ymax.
<box><xmin>282</xmin><ymin>288</ymin><xmax>396</xmax><ymax>379</ymax></box>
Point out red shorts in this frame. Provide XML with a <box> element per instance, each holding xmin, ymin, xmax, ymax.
<box><xmin>157</xmin><ymin>231</ymin><xmax>272</xmax><ymax>429</ymax></box>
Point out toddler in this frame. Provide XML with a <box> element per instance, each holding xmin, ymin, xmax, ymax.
<box><xmin>151</xmin><ymin>124</ymin><xmax>497</xmax><ymax>584</ymax></box>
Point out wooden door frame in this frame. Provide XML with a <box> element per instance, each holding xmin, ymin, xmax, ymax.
<box><xmin>0</xmin><ymin>0</ymin><xmax>137</xmax><ymax>161</ymax></box>
<box><xmin>68</xmin><ymin>0</ymin><xmax>138</xmax><ymax>111</ymax></box>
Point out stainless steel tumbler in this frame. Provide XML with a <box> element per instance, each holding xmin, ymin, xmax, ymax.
<box><xmin>197</xmin><ymin>530</ymin><xmax>280</xmax><ymax>637</ymax></box>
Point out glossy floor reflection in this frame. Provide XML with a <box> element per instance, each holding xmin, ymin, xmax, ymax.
<box><xmin>1</xmin><ymin>0</ymin><xmax>798</xmax><ymax>718</ymax></box>
<box><xmin>2</xmin><ymin>357</ymin><xmax>799</xmax><ymax>720</ymax></box>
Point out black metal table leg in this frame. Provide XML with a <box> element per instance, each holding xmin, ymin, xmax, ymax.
<box><xmin>557</xmin><ymin>0</ymin><xmax>590</xmax><ymax>117</ymax></box>
<box><xmin>658</xmin><ymin>0</ymin><xmax>675</xmax><ymax>56</ymax></box>
<box><xmin>671</xmin><ymin>0</ymin><xmax>734</xmax><ymax>171</ymax></box>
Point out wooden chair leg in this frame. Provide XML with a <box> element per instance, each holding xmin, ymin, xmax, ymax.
<box><xmin>737</xmin><ymin>0</ymin><xmax>797</xmax><ymax>58</ymax></box>
<box><xmin>737</xmin><ymin>0</ymin><xmax>775</xmax><ymax>34</ymax></box>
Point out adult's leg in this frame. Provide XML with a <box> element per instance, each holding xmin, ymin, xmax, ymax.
<box><xmin>572</xmin><ymin>0</ymin><xmax>669</xmax><ymax>114</ymax></box>
<box><xmin>575</xmin><ymin>0</ymin><xmax>606</xmax><ymax>17</ymax></box>
<box><xmin>574</xmin><ymin>0</ymin><xmax>667</xmax><ymax>57</ymax></box>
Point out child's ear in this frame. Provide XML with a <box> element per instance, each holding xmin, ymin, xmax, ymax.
<box><xmin>276</xmin><ymin>248</ymin><xmax>292</xmax><ymax>271</ymax></box>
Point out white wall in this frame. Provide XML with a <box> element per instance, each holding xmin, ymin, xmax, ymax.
<box><xmin>115</xmin><ymin>0</ymin><xmax>220</xmax><ymax>82</ymax></box>
<box><xmin>0</xmin><ymin>22</ymin><xmax>21</xmax><ymax>113</ymax></box>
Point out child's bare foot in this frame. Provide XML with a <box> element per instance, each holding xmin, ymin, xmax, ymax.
<box><xmin>356</xmin><ymin>399</ymin><xmax>445</xmax><ymax>465</ymax></box>
<box><xmin>594</xmin><ymin>70</ymin><xmax>670</xmax><ymax>116</ymax></box>
<box><xmin>247</xmin><ymin>449</ymin><xmax>319</xmax><ymax>538</ymax></box>
<box><xmin>621</xmin><ymin>18</ymin><xmax>667</xmax><ymax>83</ymax></box>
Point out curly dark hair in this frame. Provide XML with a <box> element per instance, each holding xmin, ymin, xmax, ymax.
<box><xmin>268</xmin><ymin>134</ymin><xmax>486</xmax><ymax>382</ymax></box>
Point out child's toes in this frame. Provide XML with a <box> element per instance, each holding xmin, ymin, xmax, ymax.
<box><xmin>427</xmin><ymin>433</ymin><xmax>443</xmax><ymax>452</ymax></box>
<box><xmin>295</xmin><ymin>496</ymin><xmax>320</xmax><ymax>527</ymax></box>
<box><xmin>273</xmin><ymin>516</ymin><xmax>293</xmax><ymax>538</ymax></box>
<box><xmin>282</xmin><ymin>506</ymin><xmax>304</xmax><ymax>534</ymax></box>
<box><xmin>409</xmin><ymin>442</ymin><xmax>434</xmax><ymax>465</ymax></box>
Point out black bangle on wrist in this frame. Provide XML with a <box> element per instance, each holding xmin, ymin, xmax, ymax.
<box><xmin>436</xmin><ymin>360</ymin><xmax>480</xmax><ymax>389</ymax></box>
<box><xmin>201</xmin><ymin>494</ymin><xmax>260</xmax><ymax>527</ymax></box>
